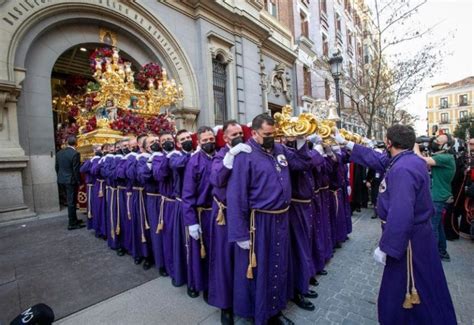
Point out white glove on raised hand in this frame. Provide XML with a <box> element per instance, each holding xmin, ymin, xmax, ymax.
<box><xmin>188</xmin><ymin>224</ymin><xmax>201</xmax><ymax>240</ymax></box>
<box><xmin>308</xmin><ymin>134</ymin><xmax>322</xmax><ymax>145</ymax></box>
<box><xmin>315</xmin><ymin>144</ymin><xmax>324</xmax><ymax>155</ymax></box>
<box><xmin>347</xmin><ymin>186</ymin><xmax>352</xmax><ymax>196</ymax></box>
<box><xmin>166</xmin><ymin>150</ymin><xmax>180</xmax><ymax>159</ymax></box>
<box><xmin>223</xmin><ymin>152</ymin><xmax>235</xmax><ymax>170</ymax></box>
<box><xmin>229</xmin><ymin>143</ymin><xmax>252</xmax><ymax>156</ymax></box>
<box><xmin>373</xmin><ymin>246</ymin><xmax>387</xmax><ymax>265</ymax></box>
<box><xmin>237</xmin><ymin>240</ymin><xmax>251</xmax><ymax>250</ymax></box>
<box><xmin>333</xmin><ymin>129</ymin><xmax>347</xmax><ymax>145</ymax></box>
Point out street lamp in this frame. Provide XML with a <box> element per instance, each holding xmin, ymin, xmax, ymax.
<box><xmin>329</xmin><ymin>51</ymin><xmax>343</xmax><ymax>128</ymax></box>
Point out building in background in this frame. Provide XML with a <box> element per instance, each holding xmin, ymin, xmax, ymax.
<box><xmin>426</xmin><ymin>76</ymin><xmax>474</xmax><ymax>135</ymax></box>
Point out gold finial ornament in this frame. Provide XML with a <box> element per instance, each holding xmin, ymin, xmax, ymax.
<box><xmin>274</xmin><ymin>105</ymin><xmax>319</xmax><ymax>137</ymax></box>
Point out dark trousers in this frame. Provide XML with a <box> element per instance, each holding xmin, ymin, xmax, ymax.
<box><xmin>60</xmin><ymin>183</ymin><xmax>78</xmax><ymax>226</ymax></box>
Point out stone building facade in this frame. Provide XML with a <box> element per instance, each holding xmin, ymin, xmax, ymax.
<box><xmin>0</xmin><ymin>0</ymin><xmax>298</xmax><ymax>221</ymax></box>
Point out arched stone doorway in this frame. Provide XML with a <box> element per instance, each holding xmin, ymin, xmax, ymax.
<box><xmin>0</xmin><ymin>1</ymin><xmax>199</xmax><ymax>219</ymax></box>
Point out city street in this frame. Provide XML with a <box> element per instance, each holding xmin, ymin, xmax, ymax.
<box><xmin>2</xmin><ymin>209</ymin><xmax>473</xmax><ymax>324</ymax></box>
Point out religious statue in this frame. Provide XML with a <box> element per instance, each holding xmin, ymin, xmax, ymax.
<box><xmin>129</xmin><ymin>95</ymin><xmax>139</xmax><ymax>109</ymax></box>
<box><xmin>105</xmin><ymin>99</ymin><xmax>118</xmax><ymax>120</ymax></box>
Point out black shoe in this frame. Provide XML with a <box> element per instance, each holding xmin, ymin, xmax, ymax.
<box><xmin>371</xmin><ymin>214</ymin><xmax>377</xmax><ymax>219</ymax></box>
<box><xmin>116</xmin><ymin>248</ymin><xmax>126</xmax><ymax>256</ymax></box>
<box><xmin>187</xmin><ymin>287</ymin><xmax>199</xmax><ymax>298</ymax></box>
<box><xmin>134</xmin><ymin>257</ymin><xmax>143</xmax><ymax>265</ymax></box>
<box><xmin>159</xmin><ymin>267</ymin><xmax>169</xmax><ymax>277</ymax></box>
<box><xmin>317</xmin><ymin>270</ymin><xmax>328</xmax><ymax>276</ymax></box>
<box><xmin>67</xmin><ymin>224</ymin><xmax>85</xmax><ymax>230</ymax></box>
<box><xmin>143</xmin><ymin>260</ymin><xmax>152</xmax><ymax>270</ymax></box>
<box><xmin>335</xmin><ymin>243</ymin><xmax>342</xmax><ymax>249</ymax></box>
<box><xmin>171</xmin><ymin>279</ymin><xmax>183</xmax><ymax>287</ymax></box>
<box><xmin>303</xmin><ymin>289</ymin><xmax>318</xmax><ymax>299</ymax></box>
<box><xmin>292</xmin><ymin>293</ymin><xmax>315</xmax><ymax>311</ymax></box>
<box><xmin>203</xmin><ymin>290</ymin><xmax>209</xmax><ymax>303</ymax></box>
<box><xmin>268</xmin><ymin>312</ymin><xmax>295</xmax><ymax>325</ymax></box>
<box><xmin>309</xmin><ymin>277</ymin><xmax>319</xmax><ymax>286</ymax></box>
<box><xmin>221</xmin><ymin>308</ymin><xmax>234</xmax><ymax>325</ymax></box>
<box><xmin>440</xmin><ymin>252</ymin><xmax>451</xmax><ymax>262</ymax></box>
<box><xmin>75</xmin><ymin>219</ymin><xmax>84</xmax><ymax>225</ymax></box>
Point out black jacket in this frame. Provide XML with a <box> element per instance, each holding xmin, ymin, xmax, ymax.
<box><xmin>55</xmin><ymin>147</ymin><xmax>81</xmax><ymax>185</ymax></box>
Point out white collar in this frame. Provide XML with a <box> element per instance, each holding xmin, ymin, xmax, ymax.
<box><xmin>150</xmin><ymin>151</ymin><xmax>164</xmax><ymax>159</ymax></box>
<box><xmin>138</xmin><ymin>152</ymin><xmax>151</xmax><ymax>159</ymax></box>
<box><xmin>91</xmin><ymin>156</ymin><xmax>100</xmax><ymax>161</ymax></box>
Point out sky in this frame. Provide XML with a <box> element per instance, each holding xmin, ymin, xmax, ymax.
<box><xmin>399</xmin><ymin>0</ymin><xmax>474</xmax><ymax>134</ymax></box>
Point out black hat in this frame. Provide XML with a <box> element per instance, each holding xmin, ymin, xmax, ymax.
<box><xmin>10</xmin><ymin>303</ymin><xmax>54</xmax><ymax>325</ymax></box>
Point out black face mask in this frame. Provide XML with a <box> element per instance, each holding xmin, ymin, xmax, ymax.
<box><xmin>122</xmin><ymin>148</ymin><xmax>130</xmax><ymax>155</ymax></box>
<box><xmin>115</xmin><ymin>149</ymin><xmax>123</xmax><ymax>155</ymax></box>
<box><xmin>163</xmin><ymin>141</ymin><xmax>175</xmax><ymax>152</ymax></box>
<box><xmin>231</xmin><ymin>137</ymin><xmax>244</xmax><ymax>147</ymax></box>
<box><xmin>181</xmin><ymin>140</ymin><xmax>193</xmax><ymax>152</ymax></box>
<box><xmin>261</xmin><ymin>136</ymin><xmax>275</xmax><ymax>150</ymax></box>
<box><xmin>201</xmin><ymin>142</ymin><xmax>216</xmax><ymax>154</ymax></box>
<box><xmin>286</xmin><ymin>140</ymin><xmax>296</xmax><ymax>149</ymax></box>
<box><xmin>132</xmin><ymin>146</ymin><xmax>140</xmax><ymax>153</ymax></box>
<box><xmin>95</xmin><ymin>151</ymin><xmax>103</xmax><ymax>157</ymax></box>
<box><xmin>150</xmin><ymin>143</ymin><xmax>161</xmax><ymax>152</ymax></box>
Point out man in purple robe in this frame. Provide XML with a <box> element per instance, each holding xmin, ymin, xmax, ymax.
<box><xmin>169</xmin><ymin>130</ymin><xmax>194</xmax><ymax>293</ymax></box>
<box><xmin>79</xmin><ymin>146</ymin><xmax>101</xmax><ymax>230</ymax></box>
<box><xmin>334</xmin><ymin>125</ymin><xmax>456</xmax><ymax>325</ymax></box>
<box><xmin>90</xmin><ymin>144</ymin><xmax>107</xmax><ymax>238</ymax></box>
<box><xmin>182</xmin><ymin>126</ymin><xmax>216</xmax><ymax>300</ymax></box>
<box><xmin>227</xmin><ymin>114</ymin><xmax>312</xmax><ymax>325</ymax></box>
<box><xmin>102</xmin><ymin>147</ymin><xmax>120</xmax><ymax>250</ymax></box>
<box><xmin>112</xmin><ymin>139</ymin><xmax>129</xmax><ymax>256</ymax></box>
<box><xmin>137</xmin><ymin>135</ymin><xmax>166</xmax><ymax>273</ymax></box>
<box><xmin>209</xmin><ymin>121</ymin><xmax>251</xmax><ymax>325</ymax></box>
<box><xmin>124</xmin><ymin>136</ymin><xmax>152</xmax><ymax>269</ymax></box>
<box><xmin>115</xmin><ymin>139</ymin><xmax>134</xmax><ymax>256</ymax></box>
<box><xmin>284</xmin><ymin>136</ymin><xmax>318</xmax><ymax>311</ymax></box>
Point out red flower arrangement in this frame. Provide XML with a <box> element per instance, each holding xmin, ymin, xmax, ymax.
<box><xmin>89</xmin><ymin>47</ymin><xmax>125</xmax><ymax>72</ymax></box>
<box><xmin>64</xmin><ymin>75</ymin><xmax>89</xmax><ymax>95</ymax></box>
<box><xmin>83</xmin><ymin>116</ymin><xmax>97</xmax><ymax>133</ymax></box>
<box><xmin>136</xmin><ymin>63</ymin><xmax>162</xmax><ymax>90</ymax></box>
<box><xmin>109</xmin><ymin>110</ymin><xmax>175</xmax><ymax>135</ymax></box>
<box><xmin>68</xmin><ymin>105</ymin><xmax>79</xmax><ymax>118</ymax></box>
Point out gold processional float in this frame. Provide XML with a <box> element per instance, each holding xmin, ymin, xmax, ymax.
<box><xmin>56</xmin><ymin>48</ymin><xmax>184</xmax><ymax>160</ymax></box>
<box><xmin>274</xmin><ymin>104</ymin><xmax>364</xmax><ymax>144</ymax></box>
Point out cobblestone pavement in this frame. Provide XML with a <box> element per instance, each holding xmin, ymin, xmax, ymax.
<box><xmin>57</xmin><ymin>208</ymin><xmax>474</xmax><ymax>324</ymax></box>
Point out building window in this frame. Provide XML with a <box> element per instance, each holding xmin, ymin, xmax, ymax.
<box><xmin>212</xmin><ymin>57</ymin><xmax>227</xmax><ymax>125</ymax></box>
<box><xmin>441</xmin><ymin>128</ymin><xmax>450</xmax><ymax>134</ymax></box>
<box><xmin>324</xmin><ymin>79</ymin><xmax>330</xmax><ymax>100</ymax></box>
<box><xmin>344</xmin><ymin>0</ymin><xmax>352</xmax><ymax>15</ymax></box>
<box><xmin>440</xmin><ymin>97</ymin><xmax>448</xmax><ymax>109</ymax></box>
<box><xmin>440</xmin><ymin>112</ymin><xmax>449</xmax><ymax>123</ymax></box>
<box><xmin>320</xmin><ymin>0</ymin><xmax>327</xmax><ymax>15</ymax></box>
<box><xmin>349</xmin><ymin>62</ymin><xmax>353</xmax><ymax>79</ymax></box>
<box><xmin>303</xmin><ymin>67</ymin><xmax>312</xmax><ymax>97</ymax></box>
<box><xmin>339</xmin><ymin>89</ymin><xmax>344</xmax><ymax>109</ymax></box>
<box><xmin>322</xmin><ymin>33</ymin><xmax>329</xmax><ymax>57</ymax></box>
<box><xmin>460</xmin><ymin>110</ymin><xmax>468</xmax><ymax>119</ymax></box>
<box><xmin>300</xmin><ymin>11</ymin><xmax>309</xmax><ymax>38</ymax></box>
<box><xmin>335</xmin><ymin>12</ymin><xmax>342</xmax><ymax>33</ymax></box>
<box><xmin>459</xmin><ymin>94</ymin><xmax>468</xmax><ymax>106</ymax></box>
<box><xmin>264</xmin><ymin>0</ymin><xmax>277</xmax><ymax>18</ymax></box>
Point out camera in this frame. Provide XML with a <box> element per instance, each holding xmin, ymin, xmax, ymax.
<box><xmin>416</xmin><ymin>135</ymin><xmax>432</xmax><ymax>154</ymax></box>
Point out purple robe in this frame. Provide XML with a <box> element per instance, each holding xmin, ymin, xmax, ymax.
<box><xmin>169</xmin><ymin>151</ymin><xmax>192</xmax><ymax>287</ymax></box>
<box><xmin>80</xmin><ymin>156</ymin><xmax>99</xmax><ymax>230</ymax></box>
<box><xmin>136</xmin><ymin>152</ymin><xmax>163</xmax><ymax>268</ymax></box>
<box><xmin>152</xmin><ymin>151</ymin><xmax>177</xmax><ymax>276</ymax></box>
<box><xmin>328</xmin><ymin>154</ymin><xmax>348</xmax><ymax>245</ymax></box>
<box><xmin>340</xmin><ymin>149</ymin><xmax>353</xmax><ymax>235</ymax></box>
<box><xmin>102</xmin><ymin>154</ymin><xmax>120</xmax><ymax>249</ymax></box>
<box><xmin>182</xmin><ymin>150</ymin><xmax>214</xmax><ymax>292</ymax></box>
<box><xmin>90</xmin><ymin>157</ymin><xmax>106</xmax><ymax>237</ymax></box>
<box><xmin>288</xmin><ymin>146</ymin><xmax>314</xmax><ymax>296</ymax></box>
<box><xmin>125</xmin><ymin>152</ymin><xmax>151</xmax><ymax>259</ymax></box>
<box><xmin>308</xmin><ymin>149</ymin><xmax>332</xmax><ymax>272</ymax></box>
<box><xmin>208</xmin><ymin>146</ymin><xmax>234</xmax><ymax>309</ymax></box>
<box><xmin>115</xmin><ymin>156</ymin><xmax>133</xmax><ymax>254</ymax></box>
<box><xmin>227</xmin><ymin>139</ymin><xmax>311</xmax><ymax>325</ymax></box>
<box><xmin>351</xmin><ymin>145</ymin><xmax>456</xmax><ymax>325</ymax></box>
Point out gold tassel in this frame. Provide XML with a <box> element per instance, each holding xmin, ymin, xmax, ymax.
<box><xmin>200</xmin><ymin>241</ymin><xmax>206</xmax><ymax>259</ymax></box>
<box><xmin>246</xmin><ymin>264</ymin><xmax>254</xmax><ymax>279</ymax></box>
<box><xmin>157</xmin><ymin>221</ymin><xmax>164</xmax><ymax>233</ymax></box>
<box><xmin>141</xmin><ymin>234</ymin><xmax>146</xmax><ymax>243</ymax></box>
<box><xmin>411</xmin><ymin>288</ymin><xmax>421</xmax><ymax>305</ymax></box>
<box><xmin>403</xmin><ymin>293</ymin><xmax>413</xmax><ymax>309</ymax></box>
<box><xmin>251</xmin><ymin>251</ymin><xmax>257</xmax><ymax>267</ymax></box>
<box><xmin>88</xmin><ymin>210</ymin><xmax>92</xmax><ymax>219</ymax></box>
<box><xmin>216</xmin><ymin>209</ymin><xmax>226</xmax><ymax>225</ymax></box>
<box><xmin>98</xmin><ymin>189</ymin><xmax>103</xmax><ymax>197</ymax></box>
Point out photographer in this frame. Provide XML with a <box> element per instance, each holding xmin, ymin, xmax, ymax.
<box><xmin>414</xmin><ymin>134</ymin><xmax>456</xmax><ymax>261</ymax></box>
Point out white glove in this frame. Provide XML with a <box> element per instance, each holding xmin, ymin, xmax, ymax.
<box><xmin>223</xmin><ymin>152</ymin><xmax>235</xmax><ymax>170</ymax></box>
<box><xmin>333</xmin><ymin>129</ymin><xmax>347</xmax><ymax>145</ymax></box>
<box><xmin>315</xmin><ymin>144</ymin><xmax>324</xmax><ymax>155</ymax></box>
<box><xmin>308</xmin><ymin>134</ymin><xmax>322</xmax><ymax>145</ymax></box>
<box><xmin>229</xmin><ymin>143</ymin><xmax>252</xmax><ymax>156</ymax></box>
<box><xmin>373</xmin><ymin>247</ymin><xmax>386</xmax><ymax>265</ymax></box>
<box><xmin>331</xmin><ymin>145</ymin><xmax>341</xmax><ymax>154</ymax></box>
<box><xmin>324</xmin><ymin>145</ymin><xmax>334</xmax><ymax>157</ymax></box>
<box><xmin>296</xmin><ymin>138</ymin><xmax>306</xmax><ymax>150</ymax></box>
<box><xmin>345</xmin><ymin>141</ymin><xmax>355</xmax><ymax>151</ymax></box>
<box><xmin>188</xmin><ymin>224</ymin><xmax>201</xmax><ymax>240</ymax></box>
<box><xmin>237</xmin><ymin>240</ymin><xmax>251</xmax><ymax>250</ymax></box>
<box><xmin>347</xmin><ymin>186</ymin><xmax>352</xmax><ymax>196</ymax></box>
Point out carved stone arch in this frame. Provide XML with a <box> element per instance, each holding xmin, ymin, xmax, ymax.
<box><xmin>2</xmin><ymin>0</ymin><xmax>199</xmax><ymax>113</ymax></box>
